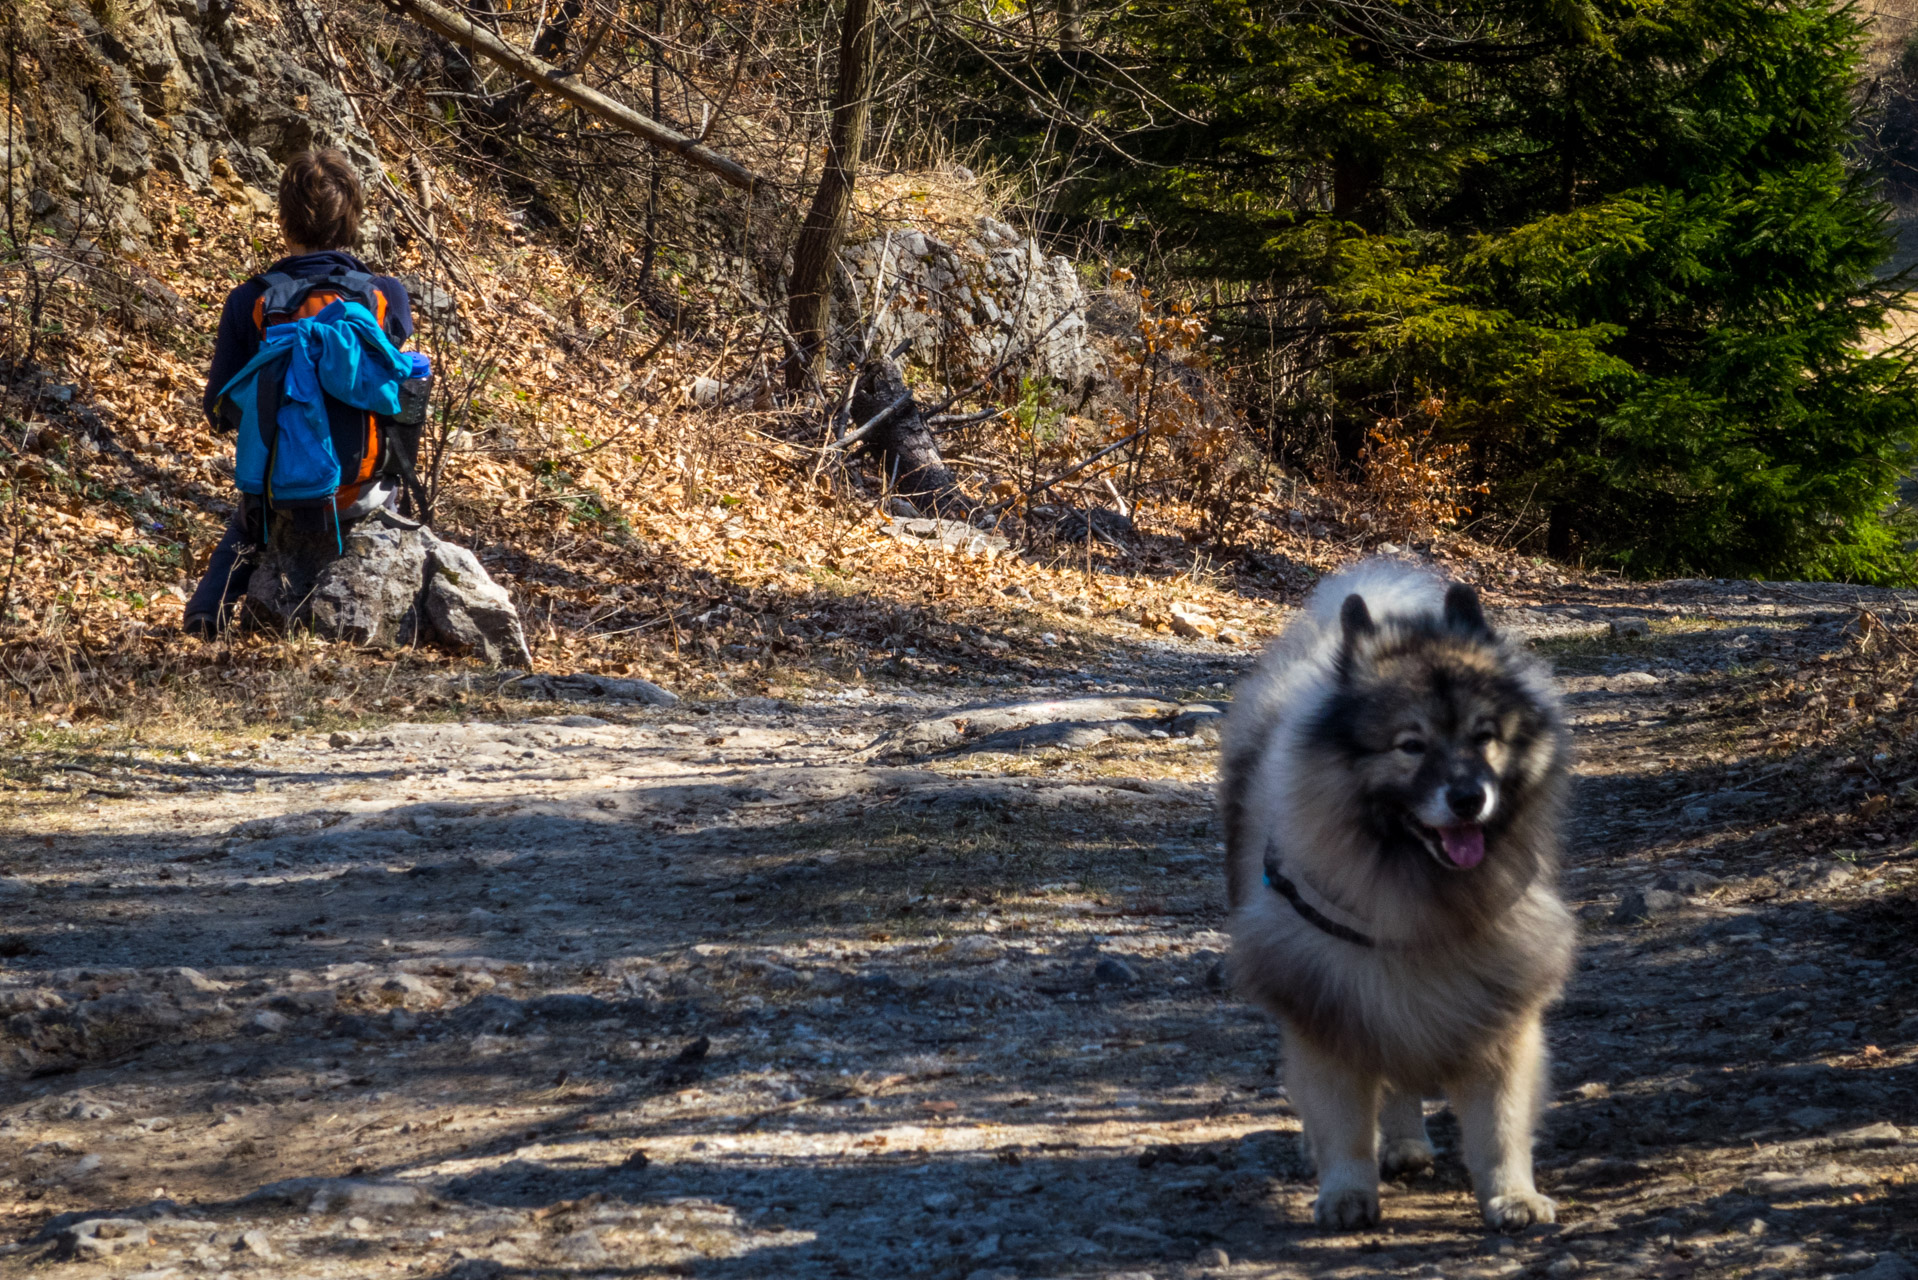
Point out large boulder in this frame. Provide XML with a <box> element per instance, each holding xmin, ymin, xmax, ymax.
<box><xmin>842</xmin><ymin>217</ymin><xmax>1101</xmax><ymax>391</ymax></box>
<box><xmin>309</xmin><ymin>519</ymin><xmax>432</xmax><ymax>647</ymax></box>
<box><xmin>422</xmin><ymin>538</ymin><xmax>533</xmax><ymax>666</ymax></box>
<box><xmin>16</xmin><ymin>0</ymin><xmax>381</xmax><ymax>243</ymax></box>
<box><xmin>244</xmin><ymin>510</ymin><xmax>531</xmax><ymax>665</ymax></box>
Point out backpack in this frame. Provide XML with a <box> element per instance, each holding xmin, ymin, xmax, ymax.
<box><xmin>224</xmin><ymin>268</ymin><xmax>433</xmax><ymax>529</ymax></box>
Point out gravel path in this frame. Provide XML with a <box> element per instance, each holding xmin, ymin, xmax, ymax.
<box><xmin>1</xmin><ymin>576</ymin><xmax>1914</xmax><ymax>1280</ymax></box>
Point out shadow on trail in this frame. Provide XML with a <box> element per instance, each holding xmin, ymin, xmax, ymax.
<box><xmin>10</xmin><ymin>574</ymin><xmax>1918</xmax><ymax>1275</ymax></box>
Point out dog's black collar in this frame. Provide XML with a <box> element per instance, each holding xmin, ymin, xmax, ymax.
<box><xmin>1263</xmin><ymin>847</ymin><xmax>1376</xmax><ymax>949</ymax></box>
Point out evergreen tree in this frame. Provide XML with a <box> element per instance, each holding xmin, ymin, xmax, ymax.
<box><xmin>934</xmin><ymin>0</ymin><xmax>1918</xmax><ymax>580</ymax></box>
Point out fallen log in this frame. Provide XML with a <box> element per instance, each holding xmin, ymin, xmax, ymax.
<box><xmin>847</xmin><ymin>356</ymin><xmax>967</xmax><ymax>513</ymax></box>
<box><xmin>386</xmin><ymin>0</ymin><xmax>770</xmax><ymax>195</ymax></box>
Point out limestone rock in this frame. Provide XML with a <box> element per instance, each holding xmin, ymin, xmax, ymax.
<box><xmin>869</xmin><ymin>695</ymin><xmax>1182</xmax><ymax>758</ymax></box>
<box><xmin>555</xmin><ymin>1229</ymin><xmax>610</xmax><ymax>1264</ymax></box>
<box><xmin>842</xmin><ymin>217</ymin><xmax>1101</xmax><ymax>390</ymax></box>
<box><xmin>504</xmin><ymin>672</ymin><xmax>678</xmax><ymax>706</ymax></box>
<box><xmin>55</xmin><ymin>1218</ymin><xmax>149</xmax><ymax>1261</ymax></box>
<box><xmin>163</xmin><ymin>967</ymin><xmax>228</xmax><ymax>995</ymax></box>
<box><xmin>308</xmin><ymin>519</ymin><xmax>430</xmax><ymax>646</ymax></box>
<box><xmin>1612</xmin><ymin>887</ymin><xmax>1687</xmax><ymax>923</ymax></box>
<box><xmin>20</xmin><ymin>0</ymin><xmax>378</xmax><ymax>245</ymax></box>
<box><xmin>878</xmin><ymin>517</ymin><xmax>1009</xmax><ymax>558</ymax></box>
<box><xmin>1168</xmin><ymin>601</ymin><xmax>1219</xmax><ymax>640</ymax></box>
<box><xmin>947</xmin><ymin>935</ymin><xmax>1005</xmax><ymax>963</ymax></box>
<box><xmin>422</xmin><ymin>538</ymin><xmax>534</xmax><ymax>666</ymax></box>
<box><xmin>1171</xmin><ymin>703</ymin><xmax>1227</xmax><ymax>742</ymax></box>
<box><xmin>1848</xmin><ymin>1255</ymin><xmax>1916</xmax><ymax>1280</ymax></box>
<box><xmin>243</xmin><ymin>510</ymin><xmax>530</xmax><ymax>666</ymax></box>
<box><xmin>1093</xmin><ymin>956</ymin><xmax>1139</xmax><ymax>985</ymax></box>
<box><xmin>246</xmin><ymin>1177</ymin><xmax>427</xmax><ymax>1215</ymax></box>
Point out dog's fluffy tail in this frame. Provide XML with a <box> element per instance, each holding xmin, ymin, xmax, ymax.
<box><xmin>1303</xmin><ymin>558</ymin><xmax>1447</xmax><ymax>632</ymax></box>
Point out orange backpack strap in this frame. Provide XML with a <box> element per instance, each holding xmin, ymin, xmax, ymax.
<box><xmin>255</xmin><ymin>269</ymin><xmax>386</xmax><ymax>330</ymax></box>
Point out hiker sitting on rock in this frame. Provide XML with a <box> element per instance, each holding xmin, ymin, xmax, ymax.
<box><xmin>184</xmin><ymin>148</ymin><xmax>423</xmax><ymax>638</ymax></box>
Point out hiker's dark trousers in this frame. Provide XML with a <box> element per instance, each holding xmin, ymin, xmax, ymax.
<box><xmin>184</xmin><ymin>510</ymin><xmax>253</xmax><ymax>619</ymax></box>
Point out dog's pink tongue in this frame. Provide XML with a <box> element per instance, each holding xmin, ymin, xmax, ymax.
<box><xmin>1440</xmin><ymin>825</ymin><xmax>1486</xmax><ymax>868</ymax></box>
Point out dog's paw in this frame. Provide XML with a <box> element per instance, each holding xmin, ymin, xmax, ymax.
<box><xmin>1379</xmin><ymin>1138</ymin><xmax>1435</xmax><ymax>1180</ymax></box>
<box><xmin>1483</xmin><ymin>1192</ymin><xmax>1556</xmax><ymax>1232</ymax></box>
<box><xmin>1313</xmin><ymin>1186</ymin><xmax>1381</xmax><ymax>1231</ymax></box>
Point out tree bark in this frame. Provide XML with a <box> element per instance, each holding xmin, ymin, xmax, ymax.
<box><xmin>531</xmin><ymin>0</ymin><xmax>584</xmax><ymax>61</ymax></box>
<box><xmin>640</xmin><ymin>0</ymin><xmax>667</xmax><ymax>286</ymax></box>
<box><xmin>1057</xmin><ymin>0</ymin><xmax>1084</xmax><ymax>50</ymax></box>
<box><xmin>852</xmin><ymin>357</ymin><xmax>964</xmax><ymax>510</ymax></box>
<box><xmin>784</xmin><ymin>0</ymin><xmax>879</xmax><ymax>389</ymax></box>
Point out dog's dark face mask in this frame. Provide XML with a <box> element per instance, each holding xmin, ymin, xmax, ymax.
<box><xmin>1319</xmin><ymin>584</ymin><xmax>1557</xmax><ymax>875</ymax></box>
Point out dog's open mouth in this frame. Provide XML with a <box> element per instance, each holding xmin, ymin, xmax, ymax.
<box><xmin>1408</xmin><ymin>819</ymin><xmax>1486</xmax><ymax>870</ymax></box>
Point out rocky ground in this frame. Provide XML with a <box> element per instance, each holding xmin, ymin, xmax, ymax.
<box><xmin>0</xmin><ymin>573</ymin><xmax>1915</xmax><ymax>1280</ymax></box>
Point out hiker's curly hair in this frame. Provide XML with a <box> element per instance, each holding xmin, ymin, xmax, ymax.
<box><xmin>278</xmin><ymin>149</ymin><xmax>364</xmax><ymax>251</ymax></box>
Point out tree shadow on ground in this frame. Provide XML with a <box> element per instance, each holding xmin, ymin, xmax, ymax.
<box><xmin>7</xmin><ymin>581</ymin><xmax>1918</xmax><ymax>1275</ymax></box>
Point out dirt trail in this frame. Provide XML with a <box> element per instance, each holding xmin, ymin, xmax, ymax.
<box><xmin>1</xmin><ymin>576</ymin><xmax>1914</xmax><ymax>1280</ymax></box>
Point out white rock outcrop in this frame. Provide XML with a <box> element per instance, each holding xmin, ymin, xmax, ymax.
<box><xmin>842</xmin><ymin>217</ymin><xmax>1102</xmax><ymax>390</ymax></box>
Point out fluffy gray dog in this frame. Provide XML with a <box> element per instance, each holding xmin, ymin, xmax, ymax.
<box><xmin>1221</xmin><ymin>559</ymin><xmax>1574</xmax><ymax>1231</ymax></box>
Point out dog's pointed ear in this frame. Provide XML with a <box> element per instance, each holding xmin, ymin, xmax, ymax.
<box><xmin>1336</xmin><ymin>593</ymin><xmax>1375</xmax><ymax>681</ymax></box>
<box><xmin>1443</xmin><ymin>583</ymin><xmax>1490</xmax><ymax>635</ymax></box>
<box><xmin>1340</xmin><ymin>593</ymin><xmax>1375</xmax><ymax>643</ymax></box>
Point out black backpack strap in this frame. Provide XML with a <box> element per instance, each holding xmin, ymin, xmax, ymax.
<box><xmin>379</xmin><ymin>418</ymin><xmax>434</xmax><ymax>524</ymax></box>
<box><xmin>326</xmin><ymin>270</ymin><xmax>382</xmax><ymax>312</ymax></box>
<box><xmin>251</xmin><ymin>346</ymin><xmax>294</xmax><ymax>529</ymax></box>
<box><xmin>256</xmin><ymin>271</ymin><xmax>311</xmax><ymax>326</ymax></box>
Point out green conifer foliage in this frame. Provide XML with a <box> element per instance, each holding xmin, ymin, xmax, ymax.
<box><xmin>940</xmin><ymin>0</ymin><xmax>1918</xmax><ymax>579</ymax></box>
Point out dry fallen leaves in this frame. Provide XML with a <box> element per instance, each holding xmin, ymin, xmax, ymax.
<box><xmin>2</xmin><ymin>159</ymin><xmax>1567</xmax><ymax>753</ymax></box>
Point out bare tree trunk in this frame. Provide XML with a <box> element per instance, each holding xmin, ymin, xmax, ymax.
<box><xmin>640</xmin><ymin>0</ymin><xmax>666</xmax><ymax>286</ymax></box>
<box><xmin>1057</xmin><ymin>0</ymin><xmax>1084</xmax><ymax>50</ymax></box>
<box><xmin>784</xmin><ymin>0</ymin><xmax>878</xmax><ymax>390</ymax></box>
<box><xmin>531</xmin><ymin>0</ymin><xmax>584</xmax><ymax>60</ymax></box>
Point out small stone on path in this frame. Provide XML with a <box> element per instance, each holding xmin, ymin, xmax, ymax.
<box><xmin>57</xmin><ymin>1219</ymin><xmax>148</xmax><ymax>1261</ymax></box>
<box><xmin>1612</xmin><ymin>887</ymin><xmax>1686</xmax><ymax>922</ymax></box>
<box><xmin>1094</xmin><ymin>956</ymin><xmax>1139</xmax><ymax>985</ymax></box>
<box><xmin>949</xmin><ymin>935</ymin><xmax>1004</xmax><ymax>962</ymax></box>
<box><xmin>1836</xmin><ymin>1121</ymin><xmax>1901</xmax><ymax>1148</ymax></box>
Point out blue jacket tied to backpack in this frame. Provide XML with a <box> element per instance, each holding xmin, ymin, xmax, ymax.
<box><xmin>217</xmin><ymin>298</ymin><xmax>427</xmax><ymax>504</ymax></box>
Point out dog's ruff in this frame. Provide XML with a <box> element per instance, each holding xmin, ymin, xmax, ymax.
<box><xmin>1220</xmin><ymin>558</ymin><xmax>1575</xmax><ymax>1232</ymax></box>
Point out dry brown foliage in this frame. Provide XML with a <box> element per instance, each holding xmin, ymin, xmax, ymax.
<box><xmin>1320</xmin><ymin>402</ymin><xmax>1488</xmax><ymax>541</ymax></box>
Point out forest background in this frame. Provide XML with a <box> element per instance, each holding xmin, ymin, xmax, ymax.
<box><xmin>7</xmin><ymin>0</ymin><xmax>1918</xmax><ymax>729</ymax></box>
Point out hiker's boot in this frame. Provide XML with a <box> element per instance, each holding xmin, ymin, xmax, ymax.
<box><xmin>183</xmin><ymin>611</ymin><xmax>223</xmax><ymax>639</ymax></box>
